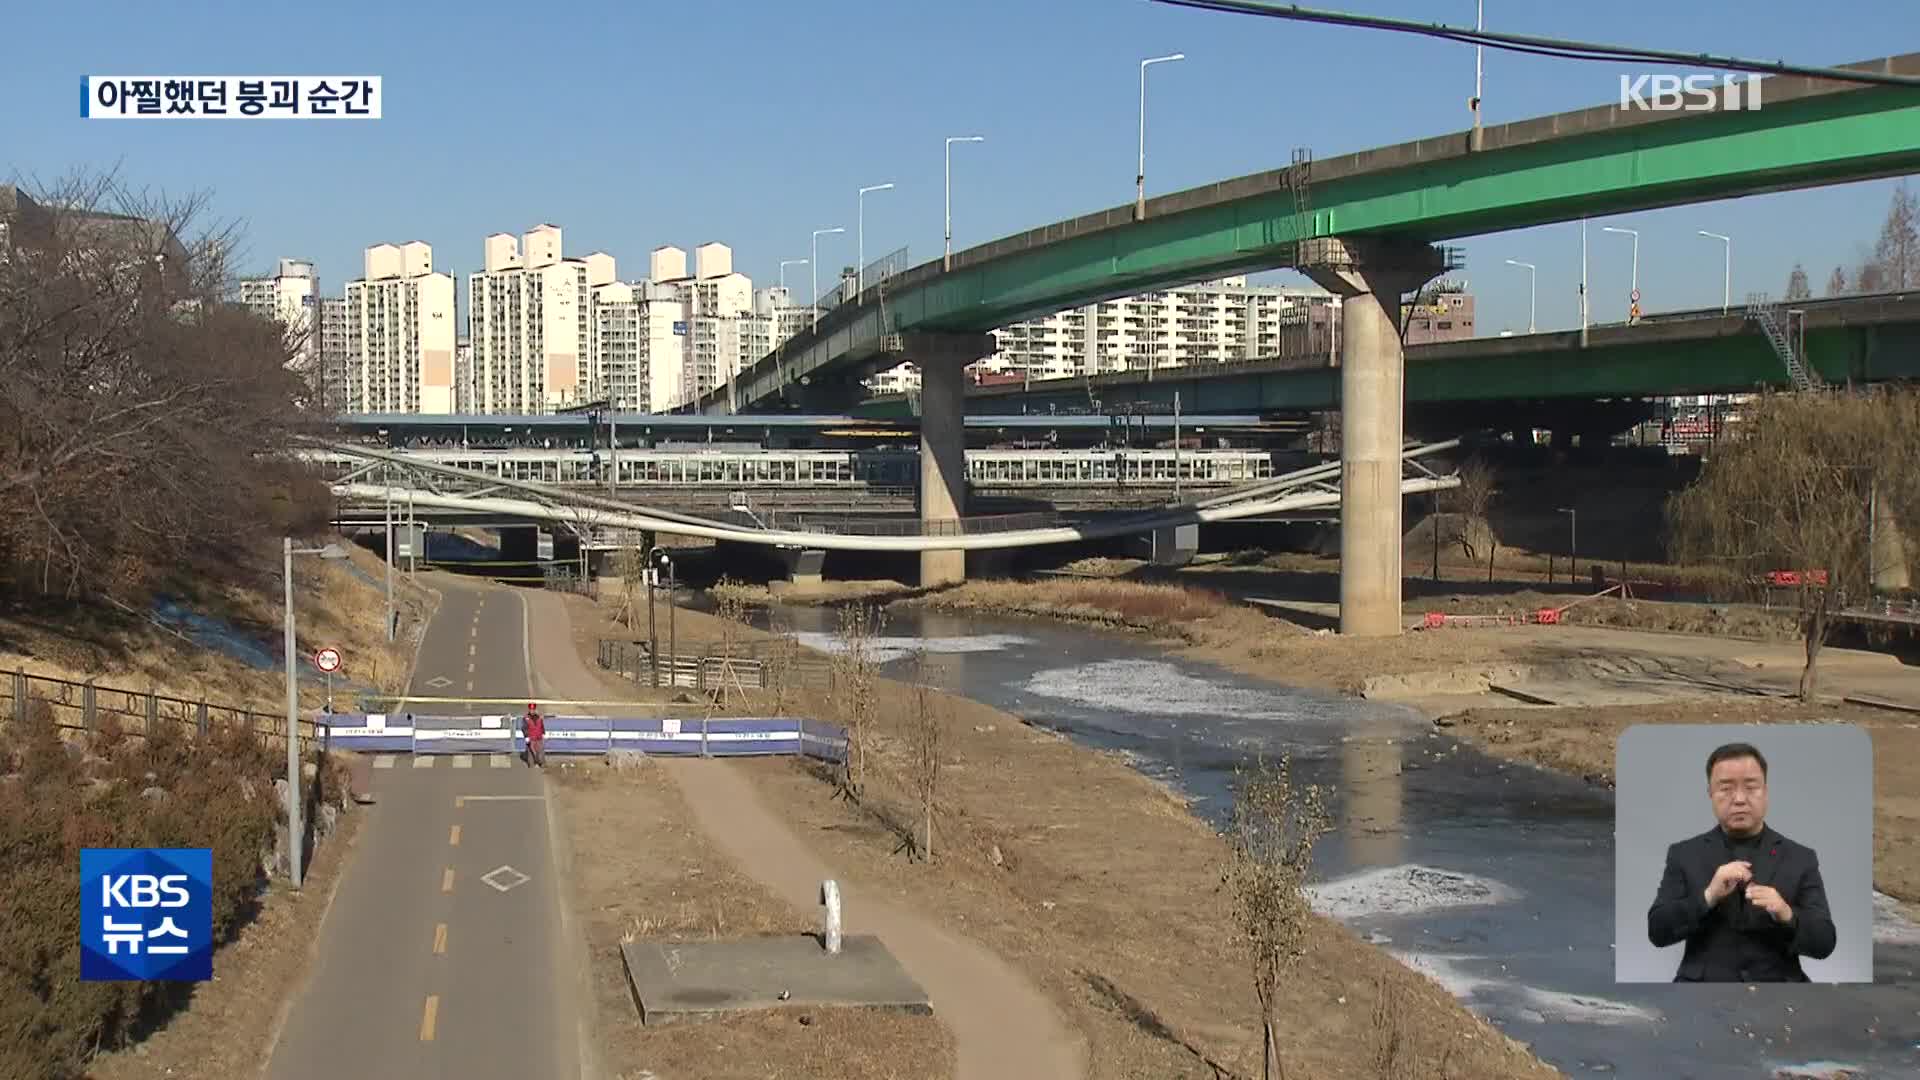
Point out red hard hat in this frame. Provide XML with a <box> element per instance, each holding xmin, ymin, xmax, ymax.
<box><xmin>528</xmin><ymin>703</ymin><xmax>538</xmax><ymax>711</ymax></box>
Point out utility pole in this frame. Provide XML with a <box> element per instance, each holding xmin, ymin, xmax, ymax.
<box><xmin>1173</xmin><ymin>390</ymin><xmax>1182</xmax><ymax>501</ymax></box>
<box><xmin>383</xmin><ymin>466</ymin><xmax>395</xmax><ymax>643</ymax></box>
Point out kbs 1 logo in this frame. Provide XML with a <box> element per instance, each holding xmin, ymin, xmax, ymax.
<box><xmin>1619</xmin><ymin>73</ymin><xmax>1764</xmax><ymax>113</ymax></box>
<box><xmin>80</xmin><ymin>848</ymin><xmax>214</xmax><ymax>982</ymax></box>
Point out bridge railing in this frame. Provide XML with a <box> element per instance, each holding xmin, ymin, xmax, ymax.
<box><xmin>812</xmin><ymin>245</ymin><xmax>911</xmax><ymax>322</ymax></box>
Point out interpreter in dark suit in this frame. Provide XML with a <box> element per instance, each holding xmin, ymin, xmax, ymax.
<box><xmin>1646</xmin><ymin>742</ymin><xmax>1837</xmax><ymax>982</ymax></box>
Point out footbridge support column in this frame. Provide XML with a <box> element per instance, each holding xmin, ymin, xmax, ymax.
<box><xmin>1301</xmin><ymin>238</ymin><xmax>1449</xmax><ymax>637</ymax></box>
<box><xmin>902</xmin><ymin>331</ymin><xmax>997</xmax><ymax>587</ymax></box>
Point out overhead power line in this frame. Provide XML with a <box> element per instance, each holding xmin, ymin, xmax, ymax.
<box><xmin>1151</xmin><ymin>0</ymin><xmax>1920</xmax><ymax>89</ymax></box>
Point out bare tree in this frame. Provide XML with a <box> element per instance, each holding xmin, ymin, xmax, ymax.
<box><xmin>1441</xmin><ymin>455</ymin><xmax>1498</xmax><ymax>563</ymax></box>
<box><xmin>1668</xmin><ymin>390</ymin><xmax>1920</xmax><ymax>698</ymax></box>
<box><xmin>1784</xmin><ymin>263</ymin><xmax>1812</xmax><ymax>302</ymax></box>
<box><xmin>1871</xmin><ymin>181</ymin><xmax>1920</xmax><ymax>291</ymax></box>
<box><xmin>906</xmin><ymin>650</ymin><xmax>945</xmax><ymax>863</ymax></box>
<box><xmin>0</xmin><ymin>170</ymin><xmax>324</xmax><ymax>602</ymax></box>
<box><xmin>829</xmin><ymin>602</ymin><xmax>884</xmax><ymax>795</ymax></box>
<box><xmin>1223</xmin><ymin>754</ymin><xmax>1333</xmax><ymax>1080</ymax></box>
<box><xmin>1825</xmin><ymin>265</ymin><xmax>1848</xmax><ymax>297</ymax></box>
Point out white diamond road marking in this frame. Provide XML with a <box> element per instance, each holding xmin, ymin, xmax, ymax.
<box><xmin>373</xmin><ymin>755</ymin><xmax>396</xmax><ymax>770</ymax></box>
<box><xmin>452</xmin><ymin>755</ymin><xmax>472</xmax><ymax>769</ymax></box>
<box><xmin>412</xmin><ymin>756</ymin><xmax>434</xmax><ymax>769</ymax></box>
<box><xmin>481</xmin><ymin>865</ymin><xmax>530</xmax><ymax>893</ymax></box>
<box><xmin>424</xmin><ymin>676</ymin><xmax>453</xmax><ymax>689</ymax></box>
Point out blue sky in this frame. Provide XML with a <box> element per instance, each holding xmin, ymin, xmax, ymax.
<box><xmin>4</xmin><ymin>0</ymin><xmax>1913</xmax><ymax>337</ymax></box>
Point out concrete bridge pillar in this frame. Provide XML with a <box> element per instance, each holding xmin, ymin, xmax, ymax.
<box><xmin>1301</xmin><ymin>238</ymin><xmax>1448</xmax><ymax>637</ymax></box>
<box><xmin>781</xmin><ymin>547</ymin><xmax>827</xmax><ymax>586</ymax></box>
<box><xmin>902</xmin><ymin>332</ymin><xmax>997</xmax><ymax>587</ymax></box>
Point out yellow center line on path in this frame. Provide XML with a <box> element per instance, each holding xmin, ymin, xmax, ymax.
<box><xmin>433</xmin><ymin>923</ymin><xmax>448</xmax><ymax>954</ymax></box>
<box><xmin>441</xmin><ymin>867</ymin><xmax>455</xmax><ymax>892</ymax></box>
<box><xmin>449</xmin><ymin>824</ymin><xmax>461</xmax><ymax>846</ymax></box>
<box><xmin>419</xmin><ymin>996</ymin><xmax>439</xmax><ymax>1041</ymax></box>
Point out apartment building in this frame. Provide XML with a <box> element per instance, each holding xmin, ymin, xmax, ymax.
<box><xmin>467</xmin><ymin>224</ymin><xmax>616</xmax><ymax>414</ymax></box>
<box><xmin>317</xmin><ymin>296</ymin><xmax>350</xmax><ymax>413</ymax></box>
<box><xmin>237</xmin><ymin>258</ymin><xmax>319</xmax><ymax>378</ymax></box>
<box><xmin>342</xmin><ymin>241</ymin><xmax>456</xmax><ymax>413</ymax></box>
<box><xmin>593</xmin><ymin>275</ymin><xmax>690</xmax><ymax>413</ymax></box>
<box><xmin>868</xmin><ymin>277</ymin><xmax>1343</xmax><ymax>395</ymax></box>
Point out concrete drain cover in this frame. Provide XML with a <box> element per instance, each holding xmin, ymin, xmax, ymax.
<box><xmin>481</xmin><ymin>865</ymin><xmax>530</xmax><ymax>893</ymax></box>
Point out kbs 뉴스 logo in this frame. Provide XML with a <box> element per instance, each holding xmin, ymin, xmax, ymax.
<box><xmin>80</xmin><ymin>848</ymin><xmax>214</xmax><ymax>981</ymax></box>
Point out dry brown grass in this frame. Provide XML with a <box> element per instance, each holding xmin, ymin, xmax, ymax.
<box><xmin>549</xmin><ymin>757</ymin><xmax>955</xmax><ymax>1080</ymax></box>
<box><xmin>919</xmin><ymin>575</ymin><xmax>1292</xmax><ymax>650</ymax></box>
<box><xmin>0</xmin><ymin>540</ymin><xmax>435</xmax><ymax>719</ymax></box>
<box><xmin>558</xmin><ymin>589</ymin><xmax>1561</xmax><ymax>1080</ymax></box>
<box><xmin>1442</xmin><ymin>698</ymin><xmax>1920</xmax><ymax>910</ymax></box>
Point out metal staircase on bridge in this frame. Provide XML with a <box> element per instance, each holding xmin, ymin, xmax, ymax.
<box><xmin>1743</xmin><ymin>292</ymin><xmax>1823</xmax><ymax>392</ymax></box>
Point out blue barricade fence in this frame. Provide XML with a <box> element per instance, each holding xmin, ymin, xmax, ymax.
<box><xmin>314</xmin><ymin>712</ymin><xmax>848</xmax><ymax>763</ymax></box>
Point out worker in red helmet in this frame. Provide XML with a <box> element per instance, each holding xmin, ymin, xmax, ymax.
<box><xmin>523</xmin><ymin>702</ymin><xmax>546</xmax><ymax>768</ymax></box>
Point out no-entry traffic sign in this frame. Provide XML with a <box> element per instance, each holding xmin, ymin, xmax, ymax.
<box><xmin>314</xmin><ymin>648</ymin><xmax>342</xmax><ymax>674</ymax></box>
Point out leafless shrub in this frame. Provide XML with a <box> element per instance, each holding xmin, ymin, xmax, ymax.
<box><xmin>1668</xmin><ymin>389</ymin><xmax>1920</xmax><ymax>698</ymax></box>
<box><xmin>905</xmin><ymin>650</ymin><xmax>944</xmax><ymax>863</ymax></box>
<box><xmin>828</xmin><ymin>602</ymin><xmax>884</xmax><ymax>795</ymax></box>
<box><xmin>1223</xmin><ymin>754</ymin><xmax>1333</xmax><ymax>1080</ymax></box>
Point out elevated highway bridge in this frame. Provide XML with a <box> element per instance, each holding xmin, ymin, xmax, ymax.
<box><xmin>679</xmin><ymin>51</ymin><xmax>1920</xmax><ymax>632</ymax></box>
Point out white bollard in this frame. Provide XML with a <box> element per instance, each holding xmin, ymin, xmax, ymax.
<box><xmin>821</xmin><ymin>879</ymin><xmax>842</xmax><ymax>954</ymax></box>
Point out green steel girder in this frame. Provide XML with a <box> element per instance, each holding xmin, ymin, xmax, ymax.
<box><xmin>900</xmin><ymin>89</ymin><xmax>1920</xmax><ymax>333</ymax></box>
<box><xmin>890</xmin><ymin>320</ymin><xmax>1920</xmax><ymax>417</ymax></box>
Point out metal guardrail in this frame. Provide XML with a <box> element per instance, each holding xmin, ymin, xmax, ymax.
<box><xmin>3</xmin><ymin>667</ymin><xmax>319</xmax><ymax>742</ymax></box>
<box><xmin>596</xmin><ymin>639</ymin><xmax>832</xmax><ymax>692</ymax></box>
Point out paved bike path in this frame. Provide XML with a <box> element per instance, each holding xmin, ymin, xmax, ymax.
<box><xmin>267</xmin><ymin>580</ymin><xmax>581</xmax><ymax>1080</ymax></box>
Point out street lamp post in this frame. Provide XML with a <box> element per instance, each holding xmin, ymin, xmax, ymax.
<box><xmin>1505</xmin><ymin>258</ymin><xmax>1536</xmax><ymax>333</ymax></box>
<box><xmin>810</xmin><ymin>227</ymin><xmax>844</xmax><ymax>331</ymax></box>
<box><xmin>857</xmin><ymin>183</ymin><xmax>895</xmax><ymax>297</ymax></box>
<box><xmin>282</xmin><ymin>538</ymin><xmax>349</xmax><ymax>891</ymax></box>
<box><xmin>779</xmin><ymin>259</ymin><xmax>807</xmax><ymax>297</ymax></box>
<box><xmin>1601</xmin><ymin>226</ymin><xmax>1639</xmax><ymax>321</ymax></box>
<box><xmin>945</xmin><ymin>135</ymin><xmax>985</xmax><ymax>271</ymax></box>
<box><xmin>1469</xmin><ymin>0</ymin><xmax>1484</xmax><ymax>145</ymax></box>
<box><xmin>1136</xmin><ymin>53</ymin><xmax>1186</xmax><ymax>220</ymax></box>
<box><xmin>1697</xmin><ymin>231</ymin><xmax>1731</xmax><ymax>315</ymax></box>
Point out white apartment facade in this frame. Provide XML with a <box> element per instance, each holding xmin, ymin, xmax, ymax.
<box><xmin>867</xmin><ymin>277</ymin><xmax>1341</xmax><ymax>395</ymax></box>
<box><xmin>342</xmin><ymin>242</ymin><xmax>456</xmax><ymax>413</ymax></box>
<box><xmin>238</xmin><ymin>258</ymin><xmax>318</xmax><ymax>377</ymax></box>
<box><xmin>317</xmin><ymin>295</ymin><xmax>350</xmax><ymax>413</ymax></box>
<box><xmin>467</xmin><ymin>224</ymin><xmax>615</xmax><ymax>414</ymax></box>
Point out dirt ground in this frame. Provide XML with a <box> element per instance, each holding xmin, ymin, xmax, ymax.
<box><xmin>0</xmin><ymin>540</ymin><xmax>436</xmax><ymax>719</ymax></box>
<box><xmin>548</xmin><ymin>758</ymin><xmax>956</xmax><ymax>1080</ymax></box>
<box><xmin>1441</xmin><ymin>698</ymin><xmax>1920</xmax><ymax>910</ymax></box>
<box><xmin>562</xmin><ymin>589</ymin><xmax>1560</xmax><ymax>1080</ymax></box>
<box><xmin>83</xmin><ymin>800</ymin><xmax>367</xmax><ymax>1080</ymax></box>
